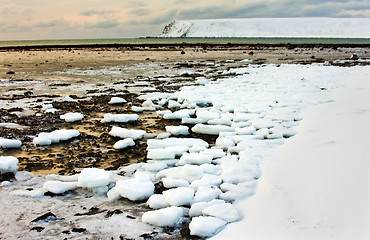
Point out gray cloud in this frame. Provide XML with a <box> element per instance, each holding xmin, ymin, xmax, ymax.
<box><xmin>34</xmin><ymin>20</ymin><xmax>59</xmax><ymax>28</ymax></box>
<box><xmin>85</xmin><ymin>20</ymin><xmax>119</xmax><ymax>28</ymax></box>
<box><xmin>80</xmin><ymin>9</ymin><xmax>116</xmax><ymax>16</ymax></box>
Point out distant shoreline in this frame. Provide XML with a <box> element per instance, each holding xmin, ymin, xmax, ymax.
<box><xmin>1</xmin><ymin>37</ymin><xmax>369</xmax><ymax>51</ymax></box>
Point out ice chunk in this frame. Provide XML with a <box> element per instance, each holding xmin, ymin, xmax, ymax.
<box><xmin>158</xmin><ymin>77</ymin><xmax>171</xmax><ymax>82</ymax></box>
<box><xmin>108</xmin><ymin>97</ymin><xmax>127</xmax><ymax>104</ymax></box>
<box><xmin>182</xmin><ymin>118</ymin><xmax>204</xmax><ymax>125</ymax></box>
<box><xmin>142</xmin><ymin>206</ymin><xmax>183</xmax><ymax>227</ymax></box>
<box><xmin>147</xmin><ymin>148</ymin><xmax>176</xmax><ymax>160</ymax></box>
<box><xmin>196</xmin><ymin>109</ymin><xmax>220</xmax><ymax>122</ymax></box>
<box><xmin>235</xmin><ymin>126</ymin><xmax>256</xmax><ymax>135</ymax></box>
<box><xmin>115</xmin><ymin>174</ymin><xmax>154</xmax><ymax>201</ymax></box>
<box><xmin>63</xmin><ymin>96</ymin><xmax>78</xmax><ymax>102</ymax></box>
<box><xmin>189</xmin><ymin>216</ymin><xmax>226</xmax><ymax>238</ymax></box>
<box><xmin>77</xmin><ymin>168</ymin><xmax>112</xmax><ymax>188</ymax></box>
<box><xmin>10</xmin><ymin>189</ymin><xmax>44</xmax><ymax>198</ymax></box>
<box><xmin>0</xmin><ymin>138</ymin><xmax>22</xmax><ymax>149</ymax></box>
<box><xmin>200</xmin><ymin>148</ymin><xmax>226</xmax><ymax>159</ymax></box>
<box><xmin>43</xmin><ymin>181</ymin><xmax>77</xmax><ymax>194</ymax></box>
<box><xmin>168</xmin><ymin>100</ymin><xmax>181</xmax><ymax>108</ymax></box>
<box><xmin>176</xmin><ymin>153</ymin><xmax>213</xmax><ymax>166</ymax></box>
<box><xmin>33</xmin><ymin>129</ymin><xmax>80</xmax><ymax>145</ymax></box>
<box><xmin>202</xmin><ymin>203</ymin><xmax>241</xmax><ymax>223</ymax></box>
<box><xmin>156</xmin><ymin>132</ymin><xmax>171</xmax><ymax>139</ymax></box>
<box><xmin>132</xmin><ymin>106</ymin><xmax>144</xmax><ymax>112</ymax></box>
<box><xmin>193</xmin><ymin>186</ymin><xmax>222</xmax><ymax>203</ymax></box>
<box><xmin>163</xmin><ymin>109</ymin><xmax>191</xmax><ymax>119</ymax></box>
<box><xmin>208</xmin><ymin>118</ymin><xmax>232</xmax><ymax>126</ymax></box>
<box><xmin>0</xmin><ymin>156</ymin><xmax>19</xmax><ymax>173</ymax></box>
<box><xmin>113</xmin><ymin>138</ymin><xmax>135</xmax><ymax>149</ymax></box>
<box><xmin>165</xmin><ymin>125</ymin><xmax>189</xmax><ymax>136</ymax></box>
<box><xmin>141</xmin><ymin>161</ymin><xmax>168</xmax><ymax>172</ymax></box>
<box><xmin>147</xmin><ymin>194</ymin><xmax>170</xmax><ymax>209</ymax></box>
<box><xmin>162</xmin><ymin>178</ymin><xmax>189</xmax><ymax>188</ymax></box>
<box><xmin>190</xmin><ymin>174</ymin><xmax>222</xmax><ymax>190</ymax></box>
<box><xmin>109</xmin><ymin>126</ymin><xmax>146</xmax><ymax>140</ymax></box>
<box><xmin>101</xmin><ymin>113</ymin><xmax>138</xmax><ymax>123</ymax></box>
<box><xmin>107</xmin><ymin>187</ymin><xmax>122</xmax><ymax>201</ymax></box>
<box><xmin>156</xmin><ymin>165</ymin><xmax>204</xmax><ymax>182</ymax></box>
<box><xmin>252</xmin><ymin>118</ymin><xmax>275</xmax><ymax>129</ymax></box>
<box><xmin>192</xmin><ymin>124</ymin><xmax>234</xmax><ymax>135</ymax></box>
<box><xmin>147</xmin><ymin>138</ymin><xmax>208</xmax><ymax>149</ymax></box>
<box><xmin>189</xmin><ymin>199</ymin><xmax>226</xmax><ymax>217</ymax></box>
<box><xmin>163</xmin><ymin>187</ymin><xmax>194</xmax><ymax>206</ymax></box>
<box><xmin>215</xmin><ymin>137</ymin><xmax>235</xmax><ymax>150</ymax></box>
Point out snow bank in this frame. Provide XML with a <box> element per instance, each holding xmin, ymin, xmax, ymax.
<box><xmin>0</xmin><ymin>138</ymin><xmax>22</xmax><ymax>149</ymax></box>
<box><xmin>160</xmin><ymin>18</ymin><xmax>370</xmax><ymax>38</ymax></box>
<box><xmin>33</xmin><ymin>129</ymin><xmax>80</xmax><ymax>146</ymax></box>
<box><xmin>0</xmin><ymin>156</ymin><xmax>19</xmax><ymax>173</ymax></box>
<box><xmin>60</xmin><ymin>112</ymin><xmax>84</xmax><ymax>122</ymax></box>
<box><xmin>101</xmin><ymin>113</ymin><xmax>139</xmax><ymax>123</ymax></box>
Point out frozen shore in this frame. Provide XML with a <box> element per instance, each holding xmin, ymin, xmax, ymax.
<box><xmin>1</xmin><ymin>46</ymin><xmax>370</xmax><ymax>239</ymax></box>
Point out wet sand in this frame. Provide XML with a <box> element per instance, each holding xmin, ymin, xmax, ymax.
<box><xmin>1</xmin><ymin>45</ymin><xmax>369</xmax><ymax>175</ymax></box>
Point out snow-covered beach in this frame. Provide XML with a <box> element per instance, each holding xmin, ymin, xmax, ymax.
<box><xmin>1</xmin><ymin>42</ymin><xmax>370</xmax><ymax>239</ymax></box>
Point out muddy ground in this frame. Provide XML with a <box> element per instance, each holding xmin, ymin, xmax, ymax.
<box><xmin>1</xmin><ymin>45</ymin><xmax>369</xmax><ymax>175</ymax></box>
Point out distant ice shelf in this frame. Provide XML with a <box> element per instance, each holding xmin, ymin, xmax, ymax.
<box><xmin>159</xmin><ymin>18</ymin><xmax>370</xmax><ymax>38</ymax></box>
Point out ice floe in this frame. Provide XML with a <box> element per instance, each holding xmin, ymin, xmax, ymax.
<box><xmin>0</xmin><ymin>138</ymin><xmax>22</xmax><ymax>149</ymax></box>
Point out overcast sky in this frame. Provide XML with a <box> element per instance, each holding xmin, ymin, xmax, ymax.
<box><xmin>0</xmin><ymin>0</ymin><xmax>369</xmax><ymax>40</ymax></box>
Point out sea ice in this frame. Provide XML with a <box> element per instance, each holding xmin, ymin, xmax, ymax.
<box><xmin>190</xmin><ymin>174</ymin><xmax>222</xmax><ymax>190</ymax></box>
<box><xmin>176</xmin><ymin>153</ymin><xmax>213</xmax><ymax>166</ymax></box>
<box><xmin>163</xmin><ymin>187</ymin><xmax>194</xmax><ymax>206</ymax></box>
<box><xmin>189</xmin><ymin>199</ymin><xmax>226</xmax><ymax>217</ymax></box>
<box><xmin>147</xmin><ymin>148</ymin><xmax>176</xmax><ymax>160</ymax></box>
<box><xmin>165</xmin><ymin>125</ymin><xmax>189</xmax><ymax>136</ymax></box>
<box><xmin>162</xmin><ymin>178</ymin><xmax>190</xmax><ymax>188</ymax></box>
<box><xmin>33</xmin><ymin>129</ymin><xmax>80</xmax><ymax>146</ymax></box>
<box><xmin>193</xmin><ymin>186</ymin><xmax>223</xmax><ymax>203</ymax></box>
<box><xmin>43</xmin><ymin>181</ymin><xmax>78</xmax><ymax>194</ymax></box>
<box><xmin>0</xmin><ymin>138</ymin><xmax>22</xmax><ymax>149</ymax></box>
<box><xmin>113</xmin><ymin>138</ymin><xmax>135</xmax><ymax>149</ymax></box>
<box><xmin>60</xmin><ymin>112</ymin><xmax>84</xmax><ymax>122</ymax></box>
<box><xmin>202</xmin><ymin>203</ymin><xmax>241</xmax><ymax>223</ymax></box>
<box><xmin>0</xmin><ymin>156</ymin><xmax>19</xmax><ymax>173</ymax></box>
<box><xmin>115</xmin><ymin>173</ymin><xmax>154</xmax><ymax>201</ymax></box>
<box><xmin>147</xmin><ymin>194</ymin><xmax>170</xmax><ymax>209</ymax></box>
<box><xmin>142</xmin><ymin>206</ymin><xmax>183</xmax><ymax>227</ymax></box>
<box><xmin>101</xmin><ymin>113</ymin><xmax>139</xmax><ymax>123</ymax></box>
<box><xmin>192</xmin><ymin>124</ymin><xmax>234</xmax><ymax>135</ymax></box>
<box><xmin>109</xmin><ymin>126</ymin><xmax>146</xmax><ymax>140</ymax></box>
<box><xmin>189</xmin><ymin>216</ymin><xmax>226</xmax><ymax>238</ymax></box>
<box><xmin>168</xmin><ymin>100</ymin><xmax>181</xmax><ymax>108</ymax></box>
<box><xmin>77</xmin><ymin>168</ymin><xmax>112</xmax><ymax>188</ymax></box>
<box><xmin>108</xmin><ymin>97</ymin><xmax>127</xmax><ymax>104</ymax></box>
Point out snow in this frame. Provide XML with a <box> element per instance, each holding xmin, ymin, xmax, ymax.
<box><xmin>192</xmin><ymin>124</ymin><xmax>234</xmax><ymax>135</ymax></box>
<box><xmin>0</xmin><ymin>156</ymin><xmax>19</xmax><ymax>173</ymax></box>
<box><xmin>109</xmin><ymin>126</ymin><xmax>146</xmax><ymax>140</ymax></box>
<box><xmin>189</xmin><ymin>216</ymin><xmax>227</xmax><ymax>238</ymax></box>
<box><xmin>43</xmin><ymin>181</ymin><xmax>78</xmax><ymax>194</ymax></box>
<box><xmin>113</xmin><ymin>138</ymin><xmax>135</xmax><ymax>149</ymax></box>
<box><xmin>33</xmin><ymin>129</ymin><xmax>80</xmax><ymax>145</ymax></box>
<box><xmin>162</xmin><ymin>178</ymin><xmax>189</xmax><ymax>188</ymax></box>
<box><xmin>147</xmin><ymin>148</ymin><xmax>176</xmax><ymax>160</ymax></box>
<box><xmin>0</xmin><ymin>138</ymin><xmax>22</xmax><ymax>149</ymax></box>
<box><xmin>108</xmin><ymin>96</ymin><xmax>127</xmax><ymax>104</ymax></box>
<box><xmin>101</xmin><ymin>113</ymin><xmax>139</xmax><ymax>123</ymax></box>
<box><xmin>60</xmin><ymin>112</ymin><xmax>84</xmax><ymax>122</ymax></box>
<box><xmin>176</xmin><ymin>152</ymin><xmax>213</xmax><ymax>166</ymax></box>
<box><xmin>77</xmin><ymin>168</ymin><xmax>112</xmax><ymax>188</ymax></box>
<box><xmin>142</xmin><ymin>206</ymin><xmax>183</xmax><ymax>227</ymax></box>
<box><xmin>160</xmin><ymin>18</ymin><xmax>370</xmax><ymax>38</ymax></box>
<box><xmin>211</xmin><ymin>66</ymin><xmax>370</xmax><ymax>240</ymax></box>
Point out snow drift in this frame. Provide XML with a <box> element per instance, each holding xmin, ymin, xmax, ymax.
<box><xmin>160</xmin><ymin>18</ymin><xmax>370</xmax><ymax>38</ymax></box>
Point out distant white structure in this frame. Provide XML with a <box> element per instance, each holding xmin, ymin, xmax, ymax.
<box><xmin>159</xmin><ymin>18</ymin><xmax>370</xmax><ymax>38</ymax></box>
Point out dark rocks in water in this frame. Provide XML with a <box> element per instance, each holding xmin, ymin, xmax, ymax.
<box><xmin>75</xmin><ymin>207</ymin><xmax>105</xmax><ymax>216</ymax></box>
<box><xmin>104</xmin><ymin>209</ymin><xmax>123</xmax><ymax>218</ymax></box>
<box><xmin>30</xmin><ymin>226</ymin><xmax>45</xmax><ymax>232</ymax></box>
<box><xmin>0</xmin><ymin>172</ymin><xmax>15</xmax><ymax>182</ymax></box>
<box><xmin>6</xmin><ymin>70</ymin><xmax>15</xmax><ymax>74</ymax></box>
<box><xmin>248</xmin><ymin>51</ymin><xmax>254</xmax><ymax>55</ymax></box>
<box><xmin>351</xmin><ymin>53</ymin><xmax>359</xmax><ymax>60</ymax></box>
<box><xmin>181</xmin><ymin>50</ymin><xmax>186</xmax><ymax>54</ymax></box>
<box><xmin>31</xmin><ymin>212</ymin><xmax>57</xmax><ymax>223</ymax></box>
<box><xmin>71</xmin><ymin>227</ymin><xmax>86</xmax><ymax>233</ymax></box>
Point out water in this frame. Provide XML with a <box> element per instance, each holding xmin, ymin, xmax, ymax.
<box><xmin>0</xmin><ymin>37</ymin><xmax>369</xmax><ymax>48</ymax></box>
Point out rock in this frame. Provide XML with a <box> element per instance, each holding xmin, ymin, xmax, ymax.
<box><xmin>31</xmin><ymin>212</ymin><xmax>57</xmax><ymax>223</ymax></box>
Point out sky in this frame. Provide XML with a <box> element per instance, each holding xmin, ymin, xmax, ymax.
<box><xmin>0</xmin><ymin>0</ymin><xmax>369</xmax><ymax>40</ymax></box>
